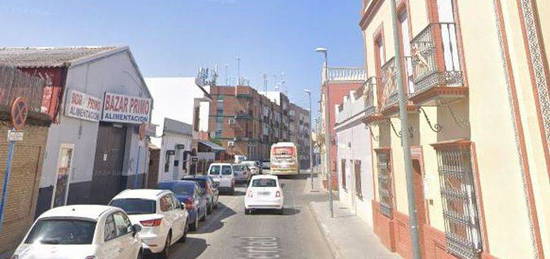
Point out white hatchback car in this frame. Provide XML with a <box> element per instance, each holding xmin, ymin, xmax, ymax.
<box><xmin>208</xmin><ymin>163</ymin><xmax>236</xmax><ymax>195</ymax></box>
<box><xmin>12</xmin><ymin>205</ymin><xmax>142</xmax><ymax>259</ymax></box>
<box><xmin>244</xmin><ymin>175</ymin><xmax>284</xmax><ymax>215</ymax></box>
<box><xmin>109</xmin><ymin>189</ymin><xmax>188</xmax><ymax>257</ymax></box>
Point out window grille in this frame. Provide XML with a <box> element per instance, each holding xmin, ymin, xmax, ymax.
<box><xmin>341</xmin><ymin>159</ymin><xmax>347</xmax><ymax>190</ymax></box>
<box><xmin>354</xmin><ymin>160</ymin><xmax>363</xmax><ymax>199</ymax></box>
<box><xmin>436</xmin><ymin>146</ymin><xmax>482</xmax><ymax>259</ymax></box>
<box><xmin>376</xmin><ymin>151</ymin><xmax>393</xmax><ymax>217</ymax></box>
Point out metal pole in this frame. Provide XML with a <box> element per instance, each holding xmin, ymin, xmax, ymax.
<box><xmin>389</xmin><ymin>0</ymin><xmax>421</xmax><ymax>258</ymax></box>
<box><xmin>134</xmin><ymin>143</ymin><xmax>142</xmax><ymax>188</ymax></box>
<box><xmin>306</xmin><ymin>90</ymin><xmax>314</xmax><ymax>190</ymax></box>
<box><xmin>319</xmin><ymin>51</ymin><xmax>334</xmax><ymax>218</ymax></box>
<box><xmin>0</xmin><ymin>139</ymin><xmax>16</xmax><ymax>233</ymax></box>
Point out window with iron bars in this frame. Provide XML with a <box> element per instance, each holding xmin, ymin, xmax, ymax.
<box><xmin>435</xmin><ymin>145</ymin><xmax>482</xmax><ymax>259</ymax></box>
<box><xmin>376</xmin><ymin>150</ymin><xmax>393</xmax><ymax>218</ymax></box>
<box><xmin>354</xmin><ymin>160</ymin><xmax>363</xmax><ymax>200</ymax></box>
<box><xmin>341</xmin><ymin>159</ymin><xmax>347</xmax><ymax>190</ymax></box>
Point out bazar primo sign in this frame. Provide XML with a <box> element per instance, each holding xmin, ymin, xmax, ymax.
<box><xmin>102</xmin><ymin>92</ymin><xmax>151</xmax><ymax>124</ymax></box>
<box><xmin>65</xmin><ymin>90</ymin><xmax>103</xmax><ymax>122</ymax></box>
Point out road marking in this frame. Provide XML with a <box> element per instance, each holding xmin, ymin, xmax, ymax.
<box><xmin>237</xmin><ymin>236</ymin><xmax>282</xmax><ymax>258</ymax></box>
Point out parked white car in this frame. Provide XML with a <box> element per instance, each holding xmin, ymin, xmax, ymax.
<box><xmin>208</xmin><ymin>163</ymin><xmax>236</xmax><ymax>195</ymax></box>
<box><xmin>109</xmin><ymin>189</ymin><xmax>188</xmax><ymax>257</ymax></box>
<box><xmin>12</xmin><ymin>205</ymin><xmax>143</xmax><ymax>259</ymax></box>
<box><xmin>244</xmin><ymin>175</ymin><xmax>284</xmax><ymax>215</ymax></box>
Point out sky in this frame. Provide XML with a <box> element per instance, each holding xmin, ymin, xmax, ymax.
<box><xmin>0</xmin><ymin>0</ymin><xmax>365</xmax><ymax>117</ymax></box>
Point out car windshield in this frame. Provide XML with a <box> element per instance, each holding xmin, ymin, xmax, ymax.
<box><xmin>25</xmin><ymin>219</ymin><xmax>96</xmax><ymax>245</ymax></box>
<box><xmin>110</xmin><ymin>198</ymin><xmax>156</xmax><ymax>215</ymax></box>
<box><xmin>222</xmin><ymin>165</ymin><xmax>232</xmax><ymax>175</ymax></box>
<box><xmin>158</xmin><ymin>183</ymin><xmax>194</xmax><ymax>196</ymax></box>
<box><xmin>251</xmin><ymin>178</ymin><xmax>277</xmax><ymax>187</ymax></box>
<box><xmin>209</xmin><ymin>165</ymin><xmax>221</xmax><ymax>175</ymax></box>
<box><xmin>232</xmin><ymin>165</ymin><xmax>244</xmax><ymax>171</ymax></box>
<box><xmin>186</xmin><ymin>179</ymin><xmax>206</xmax><ymax>189</ymax></box>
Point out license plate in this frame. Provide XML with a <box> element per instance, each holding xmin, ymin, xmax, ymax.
<box><xmin>259</xmin><ymin>191</ymin><xmax>271</xmax><ymax>196</ymax></box>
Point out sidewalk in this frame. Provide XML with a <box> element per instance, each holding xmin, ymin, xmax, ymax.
<box><xmin>306</xmin><ymin>177</ymin><xmax>400</xmax><ymax>259</ymax></box>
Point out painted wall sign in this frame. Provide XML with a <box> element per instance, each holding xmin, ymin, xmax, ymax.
<box><xmin>64</xmin><ymin>90</ymin><xmax>102</xmax><ymax>122</ymax></box>
<box><xmin>102</xmin><ymin>92</ymin><xmax>151</xmax><ymax>124</ymax></box>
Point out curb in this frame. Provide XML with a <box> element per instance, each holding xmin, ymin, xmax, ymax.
<box><xmin>308</xmin><ymin>202</ymin><xmax>344</xmax><ymax>259</ymax></box>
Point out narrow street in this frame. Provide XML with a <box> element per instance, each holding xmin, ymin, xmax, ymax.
<box><xmin>168</xmin><ymin>176</ymin><xmax>333</xmax><ymax>259</ymax></box>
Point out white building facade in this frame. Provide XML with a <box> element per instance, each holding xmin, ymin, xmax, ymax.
<box><xmin>0</xmin><ymin>47</ymin><xmax>155</xmax><ymax>217</ymax></box>
<box><xmin>334</xmin><ymin>86</ymin><xmax>375</xmax><ymax>226</ymax></box>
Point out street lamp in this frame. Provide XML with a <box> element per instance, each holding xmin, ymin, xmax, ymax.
<box><xmin>315</xmin><ymin>47</ymin><xmax>334</xmax><ymax>218</ymax></box>
<box><xmin>304</xmin><ymin>89</ymin><xmax>314</xmax><ymax>191</ymax></box>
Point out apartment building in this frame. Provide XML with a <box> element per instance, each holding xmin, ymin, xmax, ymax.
<box><xmin>356</xmin><ymin>0</ymin><xmax>549</xmax><ymax>258</ymax></box>
<box><xmin>319</xmin><ymin>67</ymin><xmax>367</xmax><ymax>188</ymax></box>
<box><xmin>289</xmin><ymin>103</ymin><xmax>312</xmax><ymax>169</ymax></box>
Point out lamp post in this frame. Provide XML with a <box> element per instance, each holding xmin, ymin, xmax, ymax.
<box><xmin>304</xmin><ymin>89</ymin><xmax>314</xmax><ymax>190</ymax></box>
<box><xmin>389</xmin><ymin>0</ymin><xmax>421</xmax><ymax>257</ymax></box>
<box><xmin>315</xmin><ymin>47</ymin><xmax>334</xmax><ymax>218</ymax></box>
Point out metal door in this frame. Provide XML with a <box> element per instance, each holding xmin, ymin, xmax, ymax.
<box><xmin>91</xmin><ymin>123</ymin><xmax>127</xmax><ymax>204</ymax></box>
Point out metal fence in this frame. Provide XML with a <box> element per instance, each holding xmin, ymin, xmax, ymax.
<box><xmin>0</xmin><ymin>66</ymin><xmax>46</xmax><ymax>113</ymax></box>
<box><xmin>436</xmin><ymin>147</ymin><xmax>482</xmax><ymax>259</ymax></box>
<box><xmin>376</xmin><ymin>151</ymin><xmax>393</xmax><ymax>218</ymax></box>
<box><xmin>381</xmin><ymin>57</ymin><xmax>398</xmax><ymax>108</ymax></box>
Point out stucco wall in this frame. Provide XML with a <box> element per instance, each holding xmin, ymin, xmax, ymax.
<box><xmin>39</xmin><ymin>50</ymin><xmax>150</xmax><ymax>197</ymax></box>
<box><xmin>158</xmin><ymin>132</ymin><xmax>192</xmax><ymax>182</ymax></box>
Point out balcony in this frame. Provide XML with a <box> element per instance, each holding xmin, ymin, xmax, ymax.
<box><xmin>323</xmin><ymin>67</ymin><xmax>367</xmax><ymax>83</ymax></box>
<box><xmin>410</xmin><ymin>22</ymin><xmax>467</xmax><ymax>105</ymax></box>
<box><xmin>380</xmin><ymin>57</ymin><xmax>399</xmax><ymax>115</ymax></box>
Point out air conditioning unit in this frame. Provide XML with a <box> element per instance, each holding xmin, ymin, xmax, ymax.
<box><xmin>228</xmin><ymin>141</ymin><xmax>235</xmax><ymax>147</ymax></box>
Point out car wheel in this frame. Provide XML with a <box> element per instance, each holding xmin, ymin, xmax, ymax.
<box><xmin>189</xmin><ymin>212</ymin><xmax>199</xmax><ymax>231</ymax></box>
<box><xmin>230</xmin><ymin>187</ymin><xmax>235</xmax><ymax>195</ymax></box>
<box><xmin>200</xmin><ymin>208</ymin><xmax>206</xmax><ymax>222</ymax></box>
<box><xmin>160</xmin><ymin>232</ymin><xmax>171</xmax><ymax>259</ymax></box>
<box><xmin>278</xmin><ymin>208</ymin><xmax>284</xmax><ymax>215</ymax></box>
<box><xmin>136</xmin><ymin>248</ymin><xmax>143</xmax><ymax>259</ymax></box>
<box><xmin>245</xmin><ymin>208</ymin><xmax>251</xmax><ymax>215</ymax></box>
<box><xmin>207</xmin><ymin>203</ymin><xmax>213</xmax><ymax>214</ymax></box>
<box><xmin>178</xmin><ymin>224</ymin><xmax>188</xmax><ymax>243</ymax></box>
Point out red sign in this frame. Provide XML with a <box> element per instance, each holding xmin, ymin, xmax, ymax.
<box><xmin>11</xmin><ymin>97</ymin><xmax>28</xmax><ymax>130</ymax></box>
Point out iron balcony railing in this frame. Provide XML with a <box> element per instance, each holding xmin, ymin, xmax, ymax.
<box><xmin>411</xmin><ymin>22</ymin><xmax>464</xmax><ymax>94</ymax></box>
<box><xmin>323</xmin><ymin>66</ymin><xmax>367</xmax><ymax>83</ymax></box>
<box><xmin>364</xmin><ymin>77</ymin><xmax>377</xmax><ymax>116</ymax></box>
<box><xmin>381</xmin><ymin>57</ymin><xmax>399</xmax><ymax>108</ymax></box>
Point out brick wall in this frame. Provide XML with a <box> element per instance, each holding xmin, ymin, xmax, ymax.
<box><xmin>0</xmin><ymin>114</ymin><xmax>50</xmax><ymax>254</ymax></box>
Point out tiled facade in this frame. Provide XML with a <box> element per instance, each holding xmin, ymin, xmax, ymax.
<box><xmin>289</xmin><ymin>103</ymin><xmax>312</xmax><ymax>169</ymax></box>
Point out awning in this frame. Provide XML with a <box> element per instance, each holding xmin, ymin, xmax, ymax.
<box><xmin>199</xmin><ymin>140</ymin><xmax>225</xmax><ymax>151</ymax></box>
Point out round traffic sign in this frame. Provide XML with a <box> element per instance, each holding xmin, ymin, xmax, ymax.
<box><xmin>11</xmin><ymin>97</ymin><xmax>28</xmax><ymax>130</ymax></box>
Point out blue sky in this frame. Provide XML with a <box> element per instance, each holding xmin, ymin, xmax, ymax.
<box><xmin>1</xmin><ymin>0</ymin><xmax>365</xmax><ymax>116</ymax></box>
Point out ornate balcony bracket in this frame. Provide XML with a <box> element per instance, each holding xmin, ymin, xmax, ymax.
<box><xmin>419</xmin><ymin>107</ymin><xmax>442</xmax><ymax>133</ymax></box>
<box><xmin>388</xmin><ymin>119</ymin><xmax>414</xmax><ymax>139</ymax></box>
<box><xmin>366</xmin><ymin>124</ymin><xmax>379</xmax><ymax>141</ymax></box>
<box><xmin>444</xmin><ymin>103</ymin><xmax>470</xmax><ymax>128</ymax></box>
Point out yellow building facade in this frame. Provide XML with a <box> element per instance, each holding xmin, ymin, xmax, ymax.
<box><xmin>358</xmin><ymin>0</ymin><xmax>549</xmax><ymax>258</ymax></box>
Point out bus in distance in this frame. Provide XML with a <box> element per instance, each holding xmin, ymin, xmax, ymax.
<box><xmin>269</xmin><ymin>142</ymin><xmax>299</xmax><ymax>175</ymax></box>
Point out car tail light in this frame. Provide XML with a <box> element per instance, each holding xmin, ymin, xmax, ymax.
<box><xmin>247</xmin><ymin>190</ymin><xmax>253</xmax><ymax>198</ymax></box>
<box><xmin>140</xmin><ymin>218</ymin><xmax>162</xmax><ymax>227</ymax></box>
<box><xmin>275</xmin><ymin>191</ymin><xmax>281</xmax><ymax>197</ymax></box>
<box><xmin>184</xmin><ymin>198</ymin><xmax>195</xmax><ymax>210</ymax></box>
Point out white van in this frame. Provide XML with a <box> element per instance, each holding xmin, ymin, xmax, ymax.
<box><xmin>207</xmin><ymin>163</ymin><xmax>236</xmax><ymax>195</ymax></box>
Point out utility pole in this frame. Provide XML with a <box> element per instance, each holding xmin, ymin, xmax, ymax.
<box><xmin>315</xmin><ymin>47</ymin><xmax>334</xmax><ymax>218</ymax></box>
<box><xmin>389</xmin><ymin>0</ymin><xmax>422</xmax><ymax>258</ymax></box>
<box><xmin>237</xmin><ymin>57</ymin><xmax>241</xmax><ymax>86</ymax></box>
<box><xmin>225</xmin><ymin>64</ymin><xmax>229</xmax><ymax>85</ymax></box>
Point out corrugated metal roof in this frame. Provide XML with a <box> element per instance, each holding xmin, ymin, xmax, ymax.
<box><xmin>0</xmin><ymin>46</ymin><xmax>118</xmax><ymax>68</ymax></box>
<box><xmin>163</xmin><ymin>118</ymin><xmax>193</xmax><ymax>136</ymax></box>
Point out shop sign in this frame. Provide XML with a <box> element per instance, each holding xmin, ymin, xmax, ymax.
<box><xmin>64</xmin><ymin>90</ymin><xmax>102</xmax><ymax>122</ymax></box>
<box><xmin>102</xmin><ymin>92</ymin><xmax>151</xmax><ymax>124</ymax></box>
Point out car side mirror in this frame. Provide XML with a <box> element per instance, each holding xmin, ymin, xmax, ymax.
<box><xmin>132</xmin><ymin>224</ymin><xmax>142</xmax><ymax>236</ymax></box>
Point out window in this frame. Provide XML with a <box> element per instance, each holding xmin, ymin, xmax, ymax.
<box><xmin>209</xmin><ymin>165</ymin><xmax>221</xmax><ymax>175</ymax></box>
<box><xmin>251</xmin><ymin>178</ymin><xmax>277</xmax><ymax>187</ymax></box>
<box><xmin>25</xmin><ymin>219</ymin><xmax>96</xmax><ymax>244</ymax></box>
<box><xmin>164</xmin><ymin>151</ymin><xmax>172</xmax><ymax>172</ymax></box>
<box><xmin>222</xmin><ymin>165</ymin><xmax>232</xmax><ymax>175</ymax></box>
<box><xmin>182</xmin><ymin>152</ymin><xmax>188</xmax><ymax>170</ymax></box>
<box><xmin>160</xmin><ymin>195</ymin><xmax>173</xmax><ymax>212</ymax></box>
<box><xmin>435</xmin><ymin>145</ymin><xmax>482</xmax><ymax>259</ymax></box>
<box><xmin>341</xmin><ymin>159</ymin><xmax>347</xmax><ymax>190</ymax></box>
<box><xmin>109</xmin><ymin>199</ymin><xmax>156</xmax><ymax>215</ymax></box>
<box><xmin>113</xmin><ymin>212</ymin><xmax>132</xmax><ymax>236</ymax></box>
<box><xmin>376</xmin><ymin>151</ymin><xmax>393</xmax><ymax>218</ymax></box>
<box><xmin>355</xmin><ymin>160</ymin><xmax>363</xmax><ymax>199</ymax></box>
<box><xmin>104</xmin><ymin>215</ymin><xmax>117</xmax><ymax>241</ymax></box>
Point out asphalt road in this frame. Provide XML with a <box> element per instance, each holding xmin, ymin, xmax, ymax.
<box><xmin>167</xmin><ymin>175</ymin><xmax>333</xmax><ymax>259</ymax></box>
